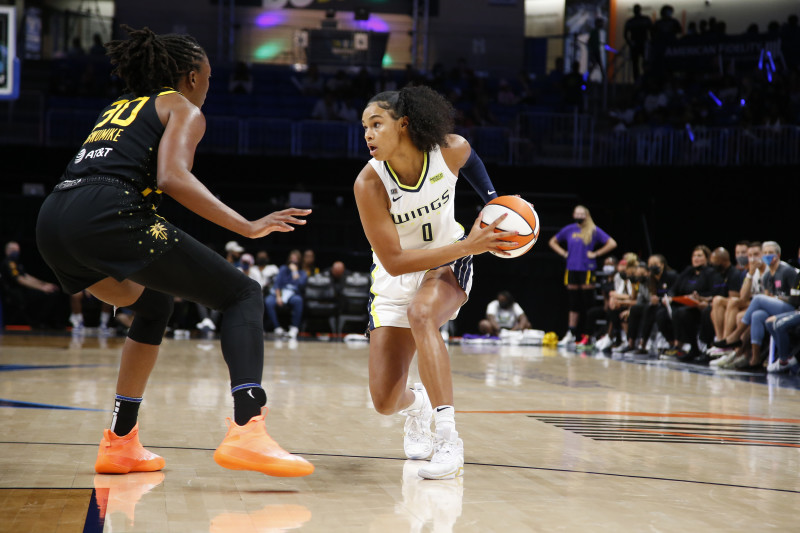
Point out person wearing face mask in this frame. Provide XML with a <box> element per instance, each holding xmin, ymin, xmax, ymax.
<box><xmin>548</xmin><ymin>205</ymin><xmax>617</xmax><ymax>347</ymax></box>
<box><xmin>479</xmin><ymin>290</ymin><xmax>531</xmax><ymax>337</ymax></box>
<box><xmin>249</xmin><ymin>250</ymin><xmax>280</xmax><ymax>295</ymax></box>
<box><xmin>710</xmin><ymin>242</ymin><xmax>771</xmax><ymax>368</ymax></box>
<box><xmin>733</xmin><ymin>241</ymin><xmax>750</xmax><ymax>273</ymax></box>
<box><xmin>600</xmin><ymin>253</ymin><xmax>640</xmax><ymax>349</ymax></box>
<box><xmin>586</xmin><ymin>256</ymin><xmax>620</xmax><ymax>349</ymax></box>
<box><xmin>700</xmin><ymin>247</ymin><xmax>746</xmax><ymax>356</ymax></box>
<box><xmin>656</xmin><ymin>245</ymin><xmax>718</xmax><ymax>362</ymax></box>
<box><xmin>733</xmin><ymin>241</ymin><xmax>799</xmax><ymax>371</ymax></box>
<box><xmin>265</xmin><ymin>249</ymin><xmax>308</xmax><ymax>339</ymax></box>
<box><xmin>1</xmin><ymin>241</ymin><xmax>64</xmax><ymax>329</ymax></box>
<box><xmin>617</xmin><ymin>254</ymin><xmax>678</xmax><ymax>355</ymax></box>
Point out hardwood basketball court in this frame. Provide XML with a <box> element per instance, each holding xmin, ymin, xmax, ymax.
<box><xmin>1</xmin><ymin>332</ymin><xmax>798</xmax><ymax>532</ymax></box>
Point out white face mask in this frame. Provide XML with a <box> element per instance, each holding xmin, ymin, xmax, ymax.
<box><xmin>602</xmin><ymin>265</ymin><xmax>616</xmax><ymax>275</ymax></box>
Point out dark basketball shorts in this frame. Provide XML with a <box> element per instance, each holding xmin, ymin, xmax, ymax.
<box><xmin>36</xmin><ymin>179</ymin><xmax>182</xmax><ymax>294</ymax></box>
<box><xmin>564</xmin><ymin>269</ymin><xmax>596</xmax><ymax>286</ymax></box>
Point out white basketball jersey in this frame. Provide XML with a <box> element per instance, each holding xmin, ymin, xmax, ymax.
<box><xmin>368</xmin><ymin>146</ymin><xmax>465</xmax><ymax>260</ymax></box>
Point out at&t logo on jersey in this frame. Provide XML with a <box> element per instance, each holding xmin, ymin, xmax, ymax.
<box><xmin>75</xmin><ymin>147</ymin><xmax>113</xmax><ymax>164</ymax></box>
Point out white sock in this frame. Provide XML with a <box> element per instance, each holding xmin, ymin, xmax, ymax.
<box><xmin>100</xmin><ymin>311</ymin><xmax>111</xmax><ymax>327</ymax></box>
<box><xmin>70</xmin><ymin>313</ymin><xmax>82</xmax><ymax>324</ymax></box>
<box><xmin>433</xmin><ymin>405</ymin><xmax>456</xmax><ymax>440</ymax></box>
<box><xmin>404</xmin><ymin>388</ymin><xmax>424</xmax><ymax>413</ymax></box>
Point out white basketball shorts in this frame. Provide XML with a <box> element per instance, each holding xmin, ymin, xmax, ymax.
<box><xmin>368</xmin><ymin>255</ymin><xmax>473</xmax><ymax>330</ymax></box>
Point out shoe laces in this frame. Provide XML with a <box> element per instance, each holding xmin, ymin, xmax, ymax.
<box><xmin>404</xmin><ymin>410</ymin><xmax>432</xmax><ymax>444</ymax></box>
<box><xmin>431</xmin><ymin>437</ymin><xmax>462</xmax><ymax>464</ymax></box>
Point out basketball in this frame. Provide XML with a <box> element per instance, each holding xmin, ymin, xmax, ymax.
<box><xmin>479</xmin><ymin>195</ymin><xmax>540</xmax><ymax>258</ymax></box>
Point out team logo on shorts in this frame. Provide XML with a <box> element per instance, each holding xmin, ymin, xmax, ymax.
<box><xmin>148</xmin><ymin>222</ymin><xmax>168</xmax><ymax>240</ymax></box>
<box><xmin>75</xmin><ymin>149</ymin><xmax>86</xmax><ymax>163</ymax></box>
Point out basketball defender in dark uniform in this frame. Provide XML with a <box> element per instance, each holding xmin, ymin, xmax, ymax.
<box><xmin>36</xmin><ymin>26</ymin><xmax>314</xmax><ymax>477</ymax></box>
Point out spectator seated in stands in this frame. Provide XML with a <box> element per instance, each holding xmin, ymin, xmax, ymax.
<box><xmin>478</xmin><ymin>290</ymin><xmax>531</xmax><ymax>337</ymax></box>
<box><xmin>617</xmin><ymin>254</ymin><xmax>676</xmax><ymax>355</ymax></box>
<box><xmin>711</xmin><ymin>242</ymin><xmax>768</xmax><ymax>369</ymax></box>
<box><xmin>1</xmin><ymin>241</ymin><xmax>64</xmax><ymax>329</ymax></box>
<box><xmin>709</xmin><ymin>241</ymin><xmax>766</xmax><ymax>365</ymax></box>
<box><xmin>69</xmin><ymin>290</ymin><xmax>114</xmax><ymax>335</ymax></box>
<box><xmin>658</xmin><ymin>245</ymin><xmax>721</xmax><ymax>362</ymax></box>
<box><xmin>302</xmin><ymin>248</ymin><xmax>320</xmax><ymax>277</ymax></box>
<box><xmin>700</xmin><ymin>246</ymin><xmax>745</xmax><ymax>354</ymax></box>
<box><xmin>586</xmin><ymin>255</ymin><xmax>619</xmax><ymax>347</ymax></box>
<box><xmin>249</xmin><ymin>250</ymin><xmax>279</xmax><ymax>296</ymax></box>
<box><xmin>311</xmin><ymin>89</ymin><xmax>343</xmax><ymax>121</ymax></box>
<box><xmin>265</xmin><ymin>249</ymin><xmax>307</xmax><ymax>339</ymax></box>
<box><xmin>765</xmin><ymin>309</ymin><xmax>800</xmax><ymax>374</ymax></box>
<box><xmin>733</xmin><ymin>241</ymin><xmax>798</xmax><ymax>371</ymax></box>
<box><xmin>604</xmin><ymin>253</ymin><xmax>641</xmax><ymax>347</ymax></box>
<box><xmin>324</xmin><ymin>260</ymin><xmax>352</xmax><ymax>307</ymax></box>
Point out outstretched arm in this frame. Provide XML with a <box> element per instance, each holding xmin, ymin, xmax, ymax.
<box><xmin>156</xmin><ymin>95</ymin><xmax>310</xmax><ymax>239</ymax></box>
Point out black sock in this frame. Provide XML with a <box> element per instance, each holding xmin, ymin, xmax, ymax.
<box><xmin>232</xmin><ymin>384</ymin><xmax>267</xmax><ymax>425</ymax></box>
<box><xmin>110</xmin><ymin>395</ymin><xmax>142</xmax><ymax>436</ymax></box>
<box><xmin>569</xmin><ymin>326</ymin><xmax>579</xmax><ymax>337</ymax></box>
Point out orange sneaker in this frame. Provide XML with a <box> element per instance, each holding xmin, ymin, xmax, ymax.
<box><xmin>213</xmin><ymin>407</ymin><xmax>314</xmax><ymax>477</ymax></box>
<box><xmin>94</xmin><ymin>424</ymin><xmax>165</xmax><ymax>474</ymax></box>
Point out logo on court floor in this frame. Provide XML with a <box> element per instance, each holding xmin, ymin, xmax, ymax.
<box><xmin>531</xmin><ymin>414</ymin><xmax>800</xmax><ymax>448</ymax></box>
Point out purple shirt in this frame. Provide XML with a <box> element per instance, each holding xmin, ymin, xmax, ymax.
<box><xmin>555</xmin><ymin>223</ymin><xmax>610</xmax><ymax>271</ymax></box>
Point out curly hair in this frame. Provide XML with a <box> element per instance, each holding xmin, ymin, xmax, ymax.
<box><xmin>368</xmin><ymin>85</ymin><xmax>454</xmax><ymax>153</ymax></box>
<box><xmin>105</xmin><ymin>25</ymin><xmax>206</xmax><ymax>96</ymax></box>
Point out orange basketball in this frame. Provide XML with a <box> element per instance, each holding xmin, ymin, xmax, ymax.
<box><xmin>479</xmin><ymin>195</ymin><xmax>540</xmax><ymax>258</ymax></box>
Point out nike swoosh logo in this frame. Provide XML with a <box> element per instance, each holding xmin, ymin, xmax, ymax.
<box><xmin>392</xmin><ymin>196</ymin><xmax>403</xmax><ymax>202</ymax></box>
<box><xmin>487</xmin><ymin>190</ymin><xmax>495</xmax><ymax>195</ymax></box>
<box><xmin>247</xmin><ymin>389</ymin><xmax>255</xmax><ymax>399</ymax></box>
<box><xmin>436</xmin><ymin>406</ymin><xmax>449</xmax><ymax>412</ymax></box>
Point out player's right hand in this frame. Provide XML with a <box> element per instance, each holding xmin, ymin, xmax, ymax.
<box><xmin>247</xmin><ymin>208</ymin><xmax>312</xmax><ymax>239</ymax></box>
<box><xmin>465</xmin><ymin>213</ymin><xmax>517</xmax><ymax>256</ymax></box>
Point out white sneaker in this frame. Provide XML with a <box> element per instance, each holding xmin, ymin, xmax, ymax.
<box><xmin>707</xmin><ymin>346</ymin><xmax>733</xmax><ymax>358</ymax></box>
<box><xmin>710</xmin><ymin>350</ymin><xmax>737</xmax><ymax>368</ymax></box>
<box><xmin>69</xmin><ymin>314</ymin><xmax>84</xmax><ymax>334</ymax></box>
<box><xmin>196</xmin><ymin>317</ymin><xmax>216</xmax><ymax>331</ymax></box>
<box><xmin>766</xmin><ymin>356</ymin><xmax>799</xmax><ymax>373</ymax></box>
<box><xmin>418</xmin><ymin>432</ymin><xmax>464</xmax><ymax>480</ymax></box>
<box><xmin>401</xmin><ymin>383</ymin><xmax>434</xmax><ymax>460</ymax></box>
<box><xmin>288</xmin><ymin>326</ymin><xmax>299</xmax><ymax>339</ymax></box>
<box><xmin>273</xmin><ymin>326</ymin><xmax>286</xmax><ymax>336</ymax></box>
<box><xmin>595</xmin><ymin>334</ymin><xmax>612</xmax><ymax>351</ymax></box>
<box><xmin>557</xmin><ymin>330</ymin><xmax>575</xmax><ymax>347</ymax></box>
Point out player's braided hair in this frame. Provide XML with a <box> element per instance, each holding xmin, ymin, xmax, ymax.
<box><xmin>368</xmin><ymin>85</ymin><xmax>454</xmax><ymax>153</ymax></box>
<box><xmin>105</xmin><ymin>25</ymin><xmax>206</xmax><ymax>96</ymax></box>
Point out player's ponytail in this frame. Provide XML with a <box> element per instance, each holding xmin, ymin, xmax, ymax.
<box><xmin>368</xmin><ymin>85</ymin><xmax>454</xmax><ymax>153</ymax></box>
<box><xmin>106</xmin><ymin>25</ymin><xmax>206</xmax><ymax>96</ymax></box>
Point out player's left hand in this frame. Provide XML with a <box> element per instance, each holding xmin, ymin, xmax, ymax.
<box><xmin>247</xmin><ymin>208</ymin><xmax>312</xmax><ymax>239</ymax></box>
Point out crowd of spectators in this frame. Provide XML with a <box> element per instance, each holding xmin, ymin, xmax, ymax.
<box><xmin>0</xmin><ymin>238</ymin><xmax>368</xmax><ymax>343</ymax></box>
<box><xmin>45</xmin><ymin>8</ymin><xmax>800</xmax><ymax>140</ymax></box>
<box><xmin>577</xmin><ymin>240</ymin><xmax>800</xmax><ymax>374</ymax></box>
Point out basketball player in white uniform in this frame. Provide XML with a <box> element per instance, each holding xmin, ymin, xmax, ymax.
<box><xmin>354</xmin><ymin>86</ymin><xmax>514</xmax><ymax>479</ymax></box>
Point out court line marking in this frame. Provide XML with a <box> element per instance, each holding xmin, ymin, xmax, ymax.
<box><xmin>1</xmin><ymin>443</ymin><xmax>797</xmax><ymax>495</ymax></box>
<box><xmin>615</xmin><ymin>427</ymin><xmax>800</xmax><ymax>447</ymax></box>
<box><xmin>458</xmin><ymin>410</ymin><xmax>800</xmax><ymax>424</ymax></box>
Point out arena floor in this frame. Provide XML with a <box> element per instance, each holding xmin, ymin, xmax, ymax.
<box><xmin>1</xmin><ymin>332</ymin><xmax>799</xmax><ymax>532</ymax></box>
